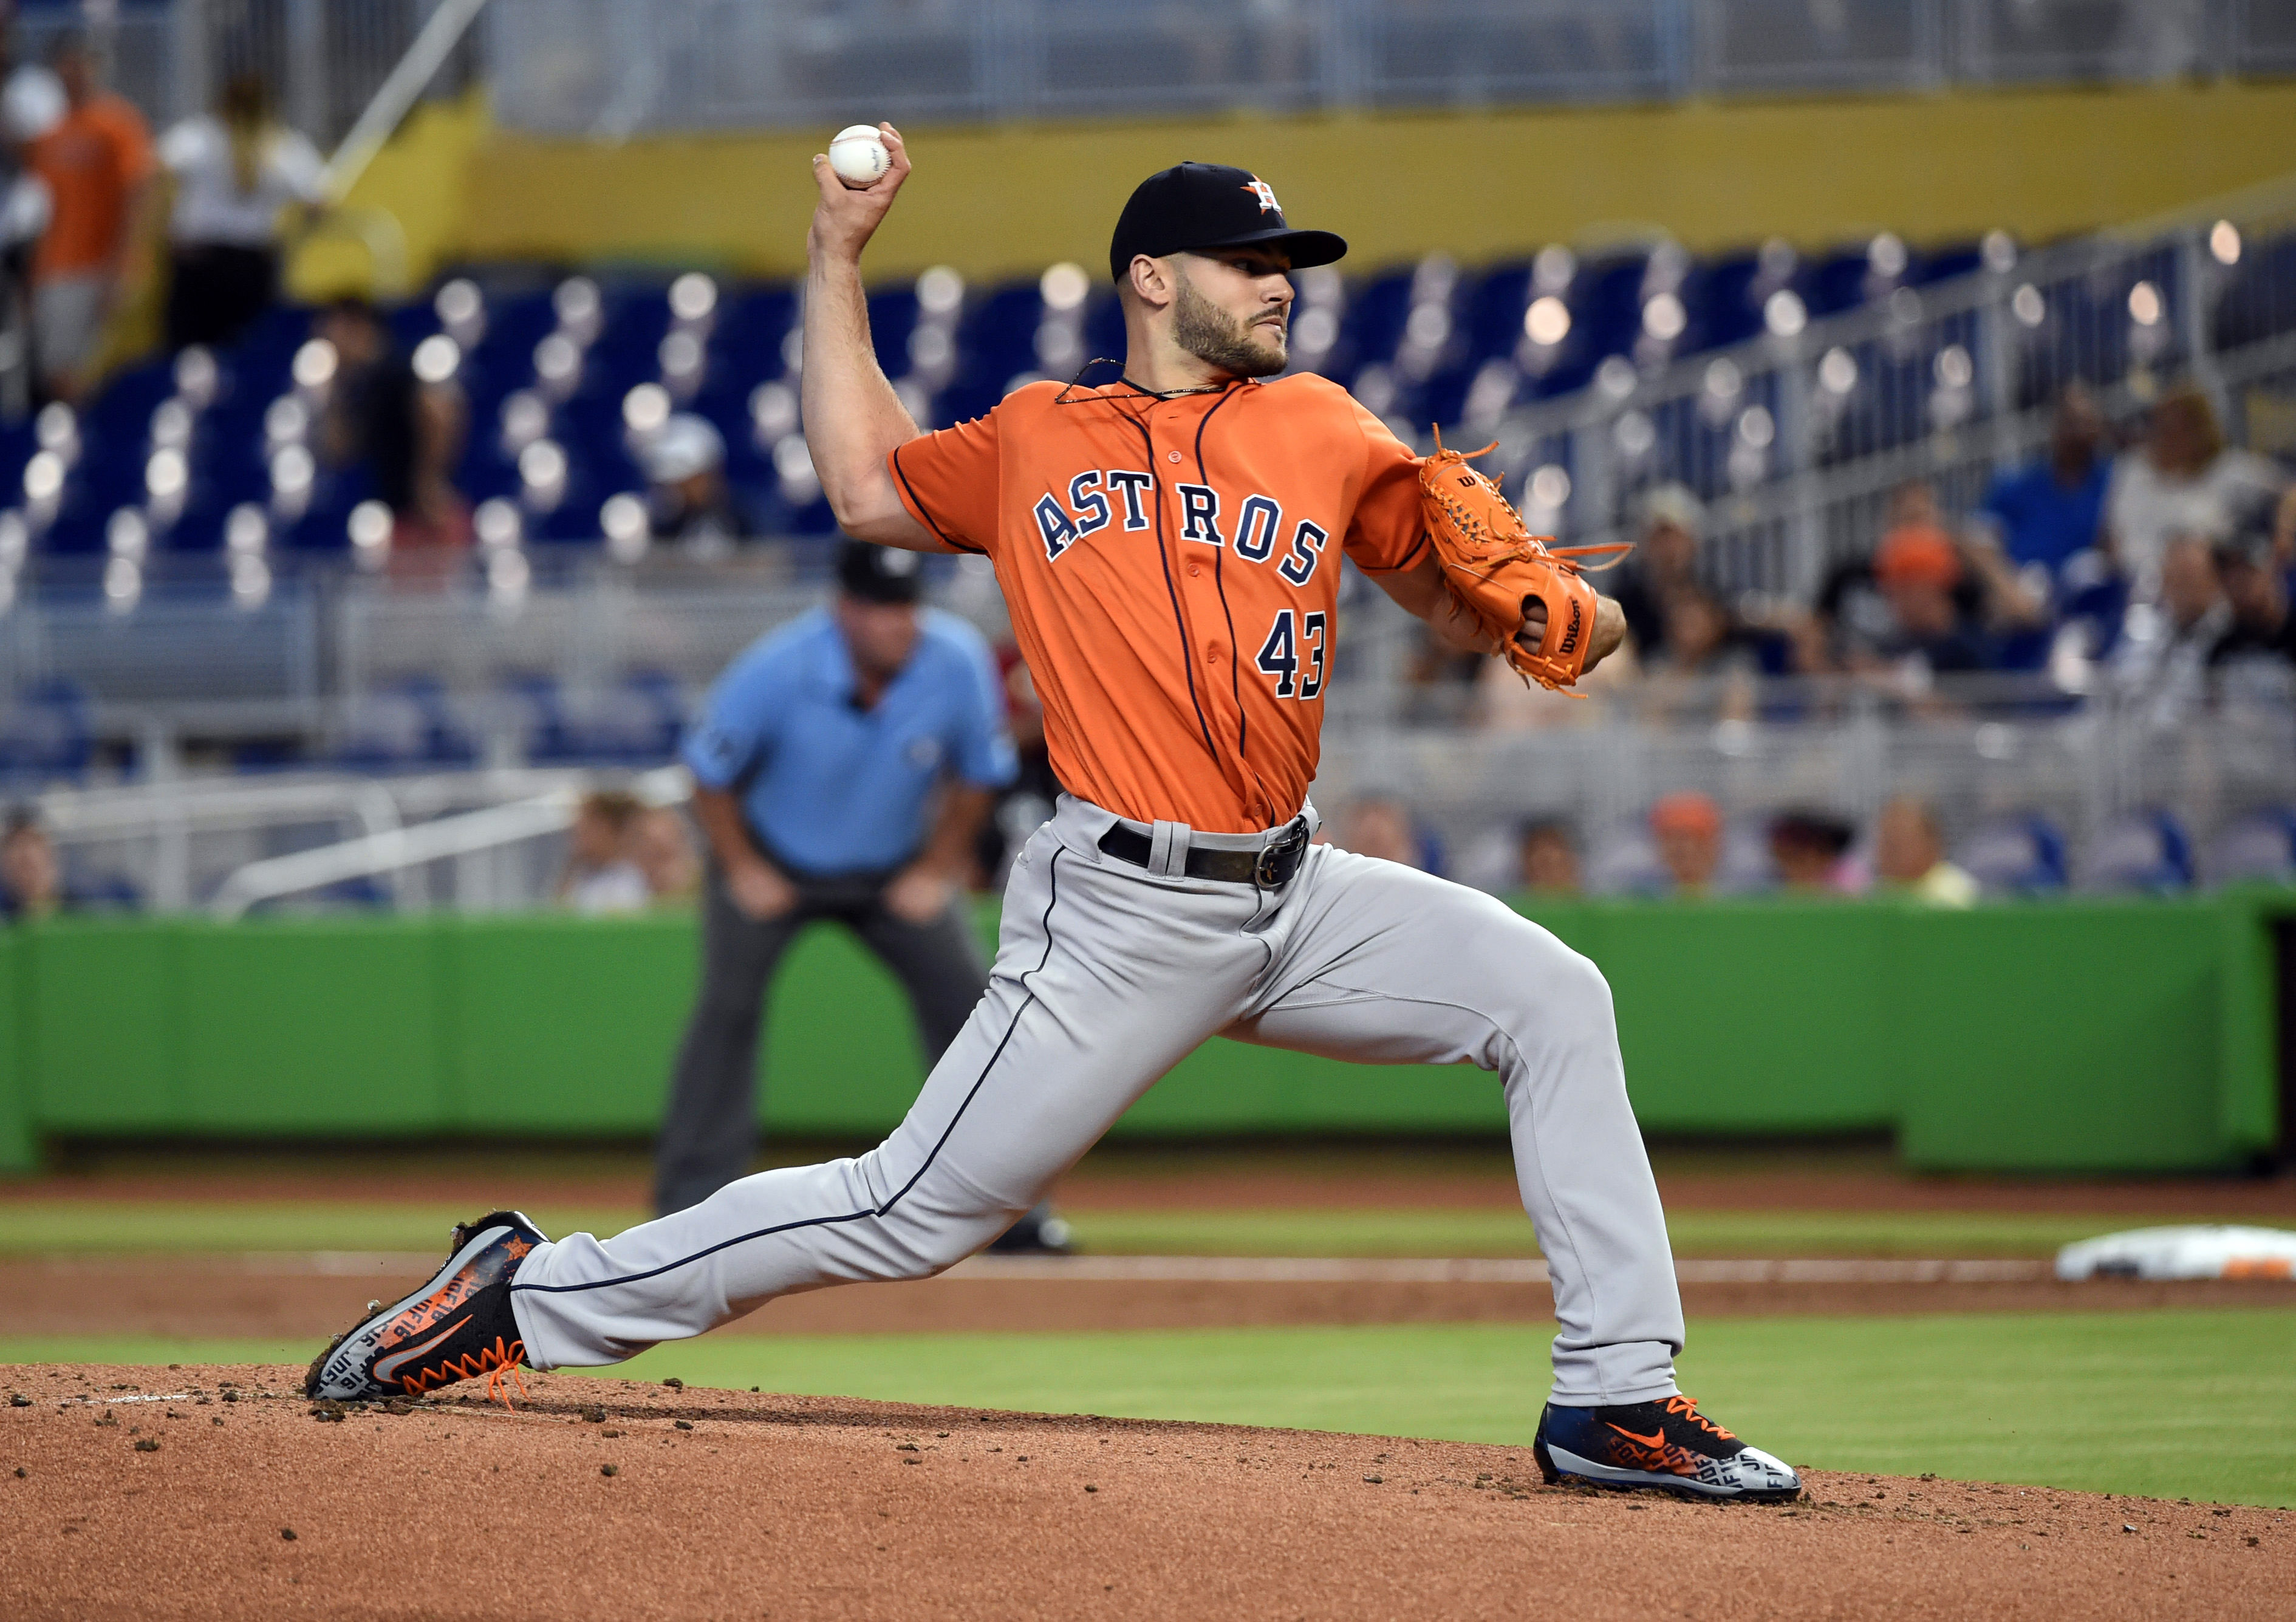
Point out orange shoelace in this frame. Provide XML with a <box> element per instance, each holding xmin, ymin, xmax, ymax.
<box><xmin>1663</xmin><ymin>1394</ymin><xmax>1735</xmax><ymax>1442</ymax></box>
<box><xmin>485</xmin><ymin>1342</ymin><xmax>530</xmax><ymax>1409</ymax></box>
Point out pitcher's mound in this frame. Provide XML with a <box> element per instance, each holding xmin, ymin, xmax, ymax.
<box><xmin>2</xmin><ymin>1364</ymin><xmax>2283</xmax><ymax>1620</ymax></box>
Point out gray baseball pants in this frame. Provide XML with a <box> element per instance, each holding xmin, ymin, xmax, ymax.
<box><xmin>511</xmin><ymin>793</ymin><xmax>1687</xmax><ymax>1406</ymax></box>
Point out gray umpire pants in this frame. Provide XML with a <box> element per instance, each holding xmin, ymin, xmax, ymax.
<box><xmin>520</xmin><ymin>793</ymin><xmax>1687</xmax><ymax>1407</ymax></box>
<box><xmin>652</xmin><ymin>861</ymin><xmax>987</xmax><ymax>1217</ymax></box>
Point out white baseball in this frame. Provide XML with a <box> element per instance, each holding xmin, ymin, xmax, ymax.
<box><xmin>828</xmin><ymin>125</ymin><xmax>891</xmax><ymax>189</ymax></box>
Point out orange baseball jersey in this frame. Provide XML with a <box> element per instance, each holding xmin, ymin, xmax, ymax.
<box><xmin>889</xmin><ymin>374</ymin><xmax>1428</xmax><ymax>833</ymax></box>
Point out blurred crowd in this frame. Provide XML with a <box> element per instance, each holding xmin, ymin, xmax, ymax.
<box><xmin>0</xmin><ymin>38</ymin><xmax>2285</xmax><ymax>921</ymax></box>
<box><xmin>1428</xmin><ymin>381</ymin><xmax>2295</xmax><ymax>729</ymax></box>
<box><xmin>1</xmin><ymin>30</ymin><xmax>325</xmax><ymax>409</ymax></box>
<box><xmin>1306</xmin><ymin>792</ymin><xmax>1978</xmax><ymax>906</ymax></box>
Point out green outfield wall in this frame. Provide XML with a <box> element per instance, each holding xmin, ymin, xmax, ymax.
<box><xmin>0</xmin><ymin>895</ymin><xmax>2283</xmax><ymax>1175</ymax></box>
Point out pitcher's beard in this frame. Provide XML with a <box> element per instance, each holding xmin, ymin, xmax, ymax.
<box><xmin>1173</xmin><ymin>274</ymin><xmax>1287</xmax><ymax>378</ymax></box>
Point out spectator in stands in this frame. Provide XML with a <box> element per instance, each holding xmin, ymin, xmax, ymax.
<box><xmin>1873</xmin><ymin>796</ymin><xmax>1978</xmax><ymax>908</ymax></box>
<box><xmin>23</xmin><ymin>32</ymin><xmax>155</xmax><ymax>403</ymax></box>
<box><xmin>2113</xmin><ymin>535</ymin><xmax>2229</xmax><ymax>720</ymax></box>
<box><xmin>2106</xmin><ymin>383</ymin><xmax>2284</xmax><ymax>601</ymax></box>
<box><xmin>1517</xmin><ymin>818</ymin><xmax>1581</xmax><ymax>896</ymax></box>
<box><xmin>1610</xmin><ymin>483</ymin><xmax>1704</xmax><ymax>661</ymax></box>
<box><xmin>1649</xmin><ymin>792</ymin><xmax>1723</xmax><ymax>897</ymax></box>
<box><xmin>643</xmin><ymin>414</ymin><xmax>750</xmax><ymax>557</ymax></box>
<box><xmin>1868</xmin><ymin>522</ymin><xmax>1994</xmax><ymax>677</ymax></box>
<box><xmin>1768</xmin><ymin>810</ymin><xmax>1855</xmax><ymax>895</ymax></box>
<box><xmin>630</xmin><ymin>804</ymin><xmax>700</xmax><ymax>905</ymax></box>
<box><xmin>316</xmin><ymin>297</ymin><xmax>470</xmax><ymax>558</ymax></box>
<box><xmin>1638</xmin><ymin>581</ymin><xmax>1757</xmax><ymax>723</ymax></box>
<box><xmin>1335</xmin><ymin>796</ymin><xmax>1431</xmax><ymax>871</ymax></box>
<box><xmin>2209</xmin><ymin>515</ymin><xmax>2296</xmax><ymax>704</ymax></box>
<box><xmin>0</xmin><ymin>806</ymin><xmax>61</xmax><ymax>921</ymax></box>
<box><xmin>158</xmin><ymin>71</ymin><xmax>324</xmax><ymax>351</ymax></box>
<box><xmin>1973</xmin><ymin>383</ymin><xmax>2113</xmax><ymax>574</ymax></box>
<box><xmin>0</xmin><ymin>47</ymin><xmax>63</xmax><ymax>417</ymax></box>
<box><xmin>1403</xmin><ymin>628</ymin><xmax>1483</xmax><ymax>725</ymax></box>
<box><xmin>1802</xmin><ymin>482</ymin><xmax>1979</xmax><ymax>675</ymax></box>
<box><xmin>556</xmin><ymin>790</ymin><xmax>649</xmax><ymax>915</ymax></box>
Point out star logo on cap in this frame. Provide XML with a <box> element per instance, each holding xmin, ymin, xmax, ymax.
<box><xmin>1242</xmin><ymin>176</ymin><xmax>1280</xmax><ymax>215</ymax></box>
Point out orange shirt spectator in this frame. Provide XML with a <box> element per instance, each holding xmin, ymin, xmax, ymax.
<box><xmin>25</xmin><ymin>38</ymin><xmax>155</xmax><ymax>399</ymax></box>
<box><xmin>29</xmin><ymin>92</ymin><xmax>151</xmax><ymax>278</ymax></box>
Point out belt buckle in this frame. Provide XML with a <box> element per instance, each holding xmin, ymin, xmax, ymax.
<box><xmin>1255</xmin><ymin>818</ymin><xmax>1309</xmax><ymax>888</ymax></box>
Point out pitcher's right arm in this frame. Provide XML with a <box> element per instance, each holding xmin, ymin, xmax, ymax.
<box><xmin>801</xmin><ymin>123</ymin><xmax>940</xmax><ymax>550</ymax></box>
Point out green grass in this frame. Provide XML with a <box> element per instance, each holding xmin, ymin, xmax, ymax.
<box><xmin>7</xmin><ymin>1310</ymin><xmax>2291</xmax><ymax>1507</ymax></box>
<box><xmin>1067</xmin><ymin>1207</ymin><xmax>2170</xmax><ymax>1258</ymax></box>
<box><xmin>0</xmin><ymin>1202</ymin><xmax>2215</xmax><ymax>1258</ymax></box>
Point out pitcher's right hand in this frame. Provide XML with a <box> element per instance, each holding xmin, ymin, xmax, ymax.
<box><xmin>808</xmin><ymin>123</ymin><xmax>912</xmax><ymax>266</ymax></box>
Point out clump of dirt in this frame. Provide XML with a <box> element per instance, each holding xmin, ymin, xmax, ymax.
<box><xmin>3</xmin><ymin>1363</ymin><xmax>2289</xmax><ymax>1620</ymax></box>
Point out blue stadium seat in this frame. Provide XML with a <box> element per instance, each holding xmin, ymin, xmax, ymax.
<box><xmin>2204</xmin><ymin>808</ymin><xmax>2296</xmax><ymax>886</ymax></box>
<box><xmin>0</xmin><ymin>677</ymin><xmax>93</xmax><ymax>783</ymax></box>
<box><xmin>1957</xmin><ymin>812</ymin><xmax>2068</xmax><ymax>895</ymax></box>
<box><xmin>334</xmin><ymin>676</ymin><xmax>475</xmax><ymax>770</ymax></box>
<box><xmin>2081</xmin><ymin>810</ymin><xmax>2195</xmax><ymax>894</ymax></box>
<box><xmin>18</xmin><ymin>226</ymin><xmax>2078</xmax><ymax>566</ymax></box>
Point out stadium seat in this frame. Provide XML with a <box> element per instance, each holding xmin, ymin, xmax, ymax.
<box><xmin>2203</xmin><ymin>808</ymin><xmax>2296</xmax><ymax>886</ymax></box>
<box><xmin>333</xmin><ymin>676</ymin><xmax>476</xmax><ymax>771</ymax></box>
<box><xmin>0</xmin><ymin>676</ymin><xmax>93</xmax><ymax>782</ymax></box>
<box><xmin>2080</xmin><ymin>810</ymin><xmax>2195</xmax><ymax>894</ymax></box>
<box><xmin>11</xmin><ymin>225</ymin><xmax>2156</xmax><ymax>568</ymax></box>
<box><xmin>1956</xmin><ymin>813</ymin><xmax>2069</xmax><ymax>895</ymax></box>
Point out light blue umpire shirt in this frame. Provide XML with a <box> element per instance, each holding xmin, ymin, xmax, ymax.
<box><xmin>682</xmin><ymin>604</ymin><xmax>1020</xmax><ymax>878</ymax></box>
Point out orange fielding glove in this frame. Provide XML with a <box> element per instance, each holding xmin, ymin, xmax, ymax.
<box><xmin>1416</xmin><ymin>430</ymin><xmax>1629</xmax><ymax>692</ymax></box>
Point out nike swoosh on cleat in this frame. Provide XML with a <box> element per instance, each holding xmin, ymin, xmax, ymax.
<box><xmin>1605</xmin><ymin>1425</ymin><xmax>1667</xmax><ymax>1449</ymax></box>
<box><xmin>370</xmin><ymin>1318</ymin><xmax>469</xmax><ymax>1388</ymax></box>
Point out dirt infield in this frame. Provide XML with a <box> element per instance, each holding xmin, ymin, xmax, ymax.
<box><xmin>4</xmin><ymin>1363</ymin><xmax>2287</xmax><ymax>1621</ymax></box>
<box><xmin>8</xmin><ymin>1254</ymin><xmax>2294</xmax><ymax>1341</ymax></box>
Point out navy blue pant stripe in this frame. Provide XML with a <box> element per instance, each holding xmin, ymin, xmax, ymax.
<box><xmin>513</xmin><ymin>849</ymin><xmax>1065</xmax><ymax>1298</ymax></box>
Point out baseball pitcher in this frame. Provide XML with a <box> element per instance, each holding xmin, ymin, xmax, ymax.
<box><xmin>310</xmin><ymin>139</ymin><xmax>1798</xmax><ymax>1502</ymax></box>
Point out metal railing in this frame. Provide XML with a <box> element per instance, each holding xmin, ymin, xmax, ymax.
<box><xmin>482</xmin><ymin>0</ymin><xmax>2296</xmax><ymax>138</ymax></box>
<box><xmin>36</xmin><ymin>761</ymin><xmax>666</xmax><ymax>911</ymax></box>
<box><xmin>205</xmin><ymin>759</ymin><xmax>685</xmax><ymax>917</ymax></box>
<box><xmin>30</xmin><ymin>680</ymin><xmax>2296</xmax><ymax>911</ymax></box>
<box><xmin>16</xmin><ymin>0</ymin><xmax>476</xmax><ymax>150</ymax></box>
<box><xmin>1467</xmin><ymin>172</ymin><xmax>2296</xmax><ymax>603</ymax></box>
<box><xmin>24</xmin><ymin>2</ymin><xmax>2296</xmax><ymax>166</ymax></box>
<box><xmin>1319</xmin><ymin>687</ymin><xmax>2296</xmax><ymax>896</ymax></box>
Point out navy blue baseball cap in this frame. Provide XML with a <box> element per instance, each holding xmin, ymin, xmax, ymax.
<box><xmin>836</xmin><ymin>539</ymin><xmax>922</xmax><ymax>604</ymax></box>
<box><xmin>1108</xmin><ymin>163</ymin><xmax>1347</xmax><ymax>286</ymax></box>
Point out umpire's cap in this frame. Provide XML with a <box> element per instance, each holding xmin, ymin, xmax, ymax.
<box><xmin>836</xmin><ymin>539</ymin><xmax>923</xmax><ymax>604</ymax></box>
<box><xmin>1109</xmin><ymin>163</ymin><xmax>1347</xmax><ymax>286</ymax></box>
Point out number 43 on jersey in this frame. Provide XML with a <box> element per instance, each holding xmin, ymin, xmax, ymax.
<box><xmin>1257</xmin><ymin>609</ymin><xmax>1327</xmax><ymax>699</ymax></box>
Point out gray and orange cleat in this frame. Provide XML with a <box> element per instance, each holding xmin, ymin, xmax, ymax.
<box><xmin>304</xmin><ymin>1211</ymin><xmax>546</xmax><ymax>1405</ymax></box>
<box><xmin>1534</xmin><ymin>1394</ymin><xmax>1800</xmax><ymax>1502</ymax></box>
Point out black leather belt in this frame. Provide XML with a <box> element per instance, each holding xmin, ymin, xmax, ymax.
<box><xmin>1098</xmin><ymin>816</ymin><xmax>1311</xmax><ymax>888</ymax></box>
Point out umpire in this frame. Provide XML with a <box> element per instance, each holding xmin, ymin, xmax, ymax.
<box><xmin>658</xmin><ymin>541</ymin><xmax>1033</xmax><ymax>1224</ymax></box>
